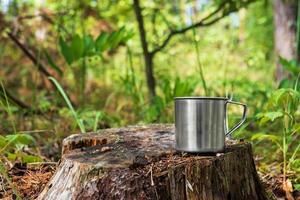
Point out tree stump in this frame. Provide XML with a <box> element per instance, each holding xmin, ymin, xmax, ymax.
<box><xmin>38</xmin><ymin>124</ymin><xmax>269</xmax><ymax>200</ymax></box>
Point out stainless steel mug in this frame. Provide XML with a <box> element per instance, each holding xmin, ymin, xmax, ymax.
<box><xmin>175</xmin><ymin>97</ymin><xmax>247</xmax><ymax>153</ymax></box>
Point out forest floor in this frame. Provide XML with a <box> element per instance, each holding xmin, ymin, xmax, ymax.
<box><xmin>0</xmin><ymin>163</ymin><xmax>55</xmax><ymax>200</ymax></box>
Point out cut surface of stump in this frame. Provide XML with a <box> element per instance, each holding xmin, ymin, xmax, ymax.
<box><xmin>38</xmin><ymin>124</ymin><xmax>269</xmax><ymax>200</ymax></box>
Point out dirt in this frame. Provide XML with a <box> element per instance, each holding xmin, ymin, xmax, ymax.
<box><xmin>260</xmin><ymin>172</ymin><xmax>300</xmax><ymax>200</ymax></box>
<box><xmin>0</xmin><ymin>163</ymin><xmax>56</xmax><ymax>200</ymax></box>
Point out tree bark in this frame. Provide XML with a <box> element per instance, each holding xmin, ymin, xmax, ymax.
<box><xmin>133</xmin><ymin>0</ymin><xmax>156</xmax><ymax>98</ymax></box>
<box><xmin>274</xmin><ymin>0</ymin><xmax>298</xmax><ymax>80</ymax></box>
<box><xmin>38</xmin><ymin>124</ymin><xmax>269</xmax><ymax>200</ymax></box>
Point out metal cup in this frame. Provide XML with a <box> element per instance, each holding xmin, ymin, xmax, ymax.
<box><xmin>175</xmin><ymin>97</ymin><xmax>247</xmax><ymax>153</ymax></box>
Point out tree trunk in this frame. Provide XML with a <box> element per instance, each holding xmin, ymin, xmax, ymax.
<box><xmin>274</xmin><ymin>0</ymin><xmax>298</xmax><ymax>80</ymax></box>
<box><xmin>133</xmin><ymin>0</ymin><xmax>156</xmax><ymax>98</ymax></box>
<box><xmin>38</xmin><ymin>124</ymin><xmax>269</xmax><ymax>200</ymax></box>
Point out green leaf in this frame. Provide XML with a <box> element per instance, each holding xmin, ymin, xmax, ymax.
<box><xmin>257</xmin><ymin>111</ymin><xmax>284</xmax><ymax>123</ymax></box>
<box><xmin>279</xmin><ymin>57</ymin><xmax>300</xmax><ymax>76</ymax></box>
<box><xmin>270</xmin><ymin>88</ymin><xmax>300</xmax><ymax>108</ymax></box>
<box><xmin>153</xmin><ymin>95</ymin><xmax>165</xmax><ymax>111</ymax></box>
<box><xmin>256</xmin><ymin>111</ymin><xmax>284</xmax><ymax>125</ymax></box>
<box><xmin>278</xmin><ymin>78</ymin><xmax>293</xmax><ymax>89</ymax></box>
<box><xmin>0</xmin><ymin>135</ymin><xmax>6</xmax><ymax>148</ymax></box>
<box><xmin>5</xmin><ymin>134</ymin><xmax>36</xmax><ymax>146</ymax></box>
<box><xmin>7</xmin><ymin>152</ymin><xmax>17</xmax><ymax>161</ymax></box>
<box><xmin>173</xmin><ymin>77</ymin><xmax>196</xmax><ymax>97</ymax></box>
<box><xmin>59</xmin><ymin>37</ymin><xmax>74</xmax><ymax>65</ymax></box>
<box><xmin>95</xmin><ymin>32</ymin><xmax>109</xmax><ymax>52</ymax></box>
<box><xmin>21</xmin><ymin>155</ymin><xmax>43</xmax><ymax>163</ymax></box>
<box><xmin>109</xmin><ymin>28</ymin><xmax>126</xmax><ymax>49</ymax></box>
<box><xmin>121</xmin><ymin>28</ymin><xmax>134</xmax><ymax>42</ymax></box>
<box><xmin>93</xmin><ymin>112</ymin><xmax>102</xmax><ymax>132</ymax></box>
<box><xmin>16</xmin><ymin>134</ymin><xmax>36</xmax><ymax>145</ymax></box>
<box><xmin>83</xmin><ymin>34</ymin><xmax>95</xmax><ymax>56</ymax></box>
<box><xmin>294</xmin><ymin>184</ymin><xmax>300</xmax><ymax>190</ymax></box>
<box><xmin>251</xmin><ymin>133</ymin><xmax>282</xmax><ymax>149</ymax></box>
<box><xmin>43</xmin><ymin>50</ymin><xmax>63</xmax><ymax>76</ymax></box>
<box><xmin>95</xmin><ymin>28</ymin><xmax>132</xmax><ymax>54</ymax></box>
<box><xmin>271</xmin><ymin>89</ymin><xmax>288</xmax><ymax>105</ymax></box>
<box><xmin>71</xmin><ymin>34</ymin><xmax>84</xmax><ymax>61</ymax></box>
<box><xmin>292</xmin><ymin>123</ymin><xmax>300</xmax><ymax>135</ymax></box>
<box><xmin>161</xmin><ymin>78</ymin><xmax>172</xmax><ymax>102</ymax></box>
<box><xmin>5</xmin><ymin>134</ymin><xmax>19</xmax><ymax>146</ymax></box>
<box><xmin>107</xmin><ymin>31</ymin><xmax>120</xmax><ymax>49</ymax></box>
<box><xmin>251</xmin><ymin>133</ymin><xmax>280</xmax><ymax>142</ymax></box>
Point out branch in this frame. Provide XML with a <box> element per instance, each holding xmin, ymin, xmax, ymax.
<box><xmin>7</xmin><ymin>32</ymin><xmax>79</xmax><ymax>108</ymax></box>
<box><xmin>7</xmin><ymin>32</ymin><xmax>52</xmax><ymax>77</ymax></box>
<box><xmin>0</xmin><ymin>85</ymin><xmax>44</xmax><ymax>114</ymax></box>
<box><xmin>150</xmin><ymin>1</ymin><xmax>238</xmax><ymax>56</ymax></box>
<box><xmin>0</xmin><ymin>88</ymin><xmax>30</xmax><ymax>109</ymax></box>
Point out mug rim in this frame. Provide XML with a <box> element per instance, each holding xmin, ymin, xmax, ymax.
<box><xmin>174</xmin><ymin>96</ymin><xmax>228</xmax><ymax>100</ymax></box>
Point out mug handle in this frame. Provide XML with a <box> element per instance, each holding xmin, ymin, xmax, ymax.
<box><xmin>225</xmin><ymin>100</ymin><xmax>247</xmax><ymax>136</ymax></box>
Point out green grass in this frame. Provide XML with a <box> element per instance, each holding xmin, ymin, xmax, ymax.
<box><xmin>49</xmin><ymin>77</ymin><xmax>86</xmax><ymax>133</ymax></box>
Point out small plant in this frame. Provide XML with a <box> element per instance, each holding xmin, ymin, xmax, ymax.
<box><xmin>0</xmin><ymin>81</ymin><xmax>41</xmax><ymax>199</ymax></box>
<box><xmin>49</xmin><ymin>77</ymin><xmax>110</xmax><ymax>132</ymax></box>
<box><xmin>0</xmin><ymin>81</ymin><xmax>41</xmax><ymax>163</ymax></box>
<box><xmin>58</xmin><ymin>27</ymin><xmax>134</xmax><ymax>103</ymax></box>
<box><xmin>0</xmin><ymin>161</ymin><xmax>21</xmax><ymax>200</ymax></box>
<box><xmin>144</xmin><ymin>76</ymin><xmax>197</xmax><ymax>122</ymax></box>
<box><xmin>252</xmin><ymin>88</ymin><xmax>300</xmax><ymax>194</ymax></box>
<box><xmin>120</xmin><ymin>45</ymin><xmax>144</xmax><ymax>110</ymax></box>
<box><xmin>278</xmin><ymin>57</ymin><xmax>300</xmax><ymax>91</ymax></box>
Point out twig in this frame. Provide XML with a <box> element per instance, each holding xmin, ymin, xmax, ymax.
<box><xmin>27</xmin><ymin>162</ymin><xmax>57</xmax><ymax>165</ymax></box>
<box><xmin>0</xmin><ymin>86</ymin><xmax>30</xmax><ymax>109</ymax></box>
<box><xmin>150</xmin><ymin>164</ymin><xmax>154</xmax><ymax>186</ymax></box>
<box><xmin>150</xmin><ymin>1</ymin><xmax>252</xmax><ymax>56</ymax></box>
<box><xmin>150</xmin><ymin>4</ymin><xmax>227</xmax><ymax>55</ymax></box>
<box><xmin>6</xmin><ymin>18</ymin><xmax>76</xmax><ymax>108</ymax></box>
<box><xmin>19</xmin><ymin>130</ymin><xmax>55</xmax><ymax>134</ymax></box>
<box><xmin>0</xmin><ymin>82</ymin><xmax>44</xmax><ymax>114</ymax></box>
<box><xmin>7</xmin><ymin>32</ymin><xmax>52</xmax><ymax>77</ymax></box>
